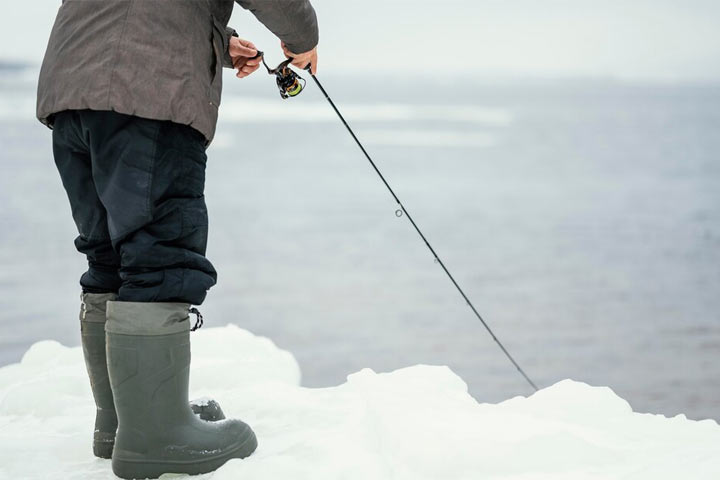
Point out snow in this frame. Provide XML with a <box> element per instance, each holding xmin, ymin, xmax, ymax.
<box><xmin>1</xmin><ymin>325</ymin><xmax>719</xmax><ymax>480</ymax></box>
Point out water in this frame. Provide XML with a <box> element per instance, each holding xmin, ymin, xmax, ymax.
<box><xmin>1</xmin><ymin>68</ymin><xmax>719</xmax><ymax>421</ymax></box>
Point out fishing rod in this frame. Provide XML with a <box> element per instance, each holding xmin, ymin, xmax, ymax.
<box><xmin>255</xmin><ymin>52</ymin><xmax>539</xmax><ymax>392</ymax></box>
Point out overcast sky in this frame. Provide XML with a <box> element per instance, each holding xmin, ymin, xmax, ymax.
<box><xmin>2</xmin><ymin>0</ymin><xmax>719</xmax><ymax>81</ymax></box>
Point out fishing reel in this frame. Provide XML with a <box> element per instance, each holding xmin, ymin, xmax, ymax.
<box><xmin>253</xmin><ymin>51</ymin><xmax>306</xmax><ymax>99</ymax></box>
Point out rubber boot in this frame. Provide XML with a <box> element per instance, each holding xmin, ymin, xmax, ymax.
<box><xmin>81</xmin><ymin>292</ymin><xmax>120</xmax><ymax>459</ymax></box>
<box><xmin>106</xmin><ymin>301</ymin><xmax>257</xmax><ymax>479</ymax></box>
<box><xmin>80</xmin><ymin>294</ymin><xmax>226</xmax><ymax>459</ymax></box>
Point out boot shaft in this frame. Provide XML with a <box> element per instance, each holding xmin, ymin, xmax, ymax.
<box><xmin>107</xmin><ymin>329</ymin><xmax>194</xmax><ymax>430</ymax></box>
<box><xmin>80</xmin><ymin>292</ymin><xmax>120</xmax><ymax>458</ymax></box>
<box><xmin>105</xmin><ymin>301</ymin><xmax>194</xmax><ymax>438</ymax></box>
<box><xmin>80</xmin><ymin>292</ymin><xmax>118</xmax><ymax>410</ymax></box>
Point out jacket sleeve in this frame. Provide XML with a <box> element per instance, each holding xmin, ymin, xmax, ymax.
<box><xmin>234</xmin><ymin>0</ymin><xmax>319</xmax><ymax>54</ymax></box>
<box><xmin>223</xmin><ymin>26</ymin><xmax>239</xmax><ymax>68</ymax></box>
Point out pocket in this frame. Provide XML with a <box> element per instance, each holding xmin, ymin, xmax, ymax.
<box><xmin>208</xmin><ymin>16</ymin><xmax>226</xmax><ymax>108</ymax></box>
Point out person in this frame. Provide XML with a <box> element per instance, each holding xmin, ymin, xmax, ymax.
<box><xmin>36</xmin><ymin>0</ymin><xmax>319</xmax><ymax>478</ymax></box>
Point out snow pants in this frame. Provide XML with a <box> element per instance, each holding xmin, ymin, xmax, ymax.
<box><xmin>51</xmin><ymin>110</ymin><xmax>217</xmax><ymax>305</ymax></box>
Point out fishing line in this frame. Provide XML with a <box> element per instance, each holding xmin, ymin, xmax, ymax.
<box><xmin>256</xmin><ymin>53</ymin><xmax>539</xmax><ymax>391</ymax></box>
<box><xmin>307</xmin><ymin>73</ymin><xmax>539</xmax><ymax>392</ymax></box>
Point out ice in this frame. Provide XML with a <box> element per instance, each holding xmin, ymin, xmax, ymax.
<box><xmin>1</xmin><ymin>325</ymin><xmax>719</xmax><ymax>479</ymax></box>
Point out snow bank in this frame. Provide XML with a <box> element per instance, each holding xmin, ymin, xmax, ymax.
<box><xmin>1</xmin><ymin>325</ymin><xmax>718</xmax><ymax>479</ymax></box>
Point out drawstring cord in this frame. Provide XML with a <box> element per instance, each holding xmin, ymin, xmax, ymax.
<box><xmin>189</xmin><ymin>307</ymin><xmax>204</xmax><ymax>331</ymax></box>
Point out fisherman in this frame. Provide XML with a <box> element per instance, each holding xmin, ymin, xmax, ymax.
<box><xmin>36</xmin><ymin>1</ymin><xmax>318</xmax><ymax>478</ymax></box>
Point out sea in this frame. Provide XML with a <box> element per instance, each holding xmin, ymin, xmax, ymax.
<box><xmin>1</xmin><ymin>64</ymin><xmax>719</xmax><ymax>421</ymax></box>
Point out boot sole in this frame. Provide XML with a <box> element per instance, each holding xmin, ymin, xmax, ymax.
<box><xmin>93</xmin><ymin>432</ymin><xmax>115</xmax><ymax>459</ymax></box>
<box><xmin>112</xmin><ymin>426</ymin><xmax>257</xmax><ymax>479</ymax></box>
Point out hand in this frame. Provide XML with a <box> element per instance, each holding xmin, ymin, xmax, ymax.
<box><xmin>281</xmin><ymin>41</ymin><xmax>318</xmax><ymax>74</ymax></box>
<box><xmin>229</xmin><ymin>37</ymin><xmax>261</xmax><ymax>78</ymax></box>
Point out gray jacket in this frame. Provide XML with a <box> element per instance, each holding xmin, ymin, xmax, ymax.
<box><xmin>36</xmin><ymin>0</ymin><xmax>318</xmax><ymax>145</ymax></box>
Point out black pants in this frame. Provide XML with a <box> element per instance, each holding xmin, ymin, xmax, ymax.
<box><xmin>52</xmin><ymin>110</ymin><xmax>217</xmax><ymax>305</ymax></box>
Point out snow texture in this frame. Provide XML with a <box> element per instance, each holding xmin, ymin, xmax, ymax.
<box><xmin>1</xmin><ymin>325</ymin><xmax>719</xmax><ymax>479</ymax></box>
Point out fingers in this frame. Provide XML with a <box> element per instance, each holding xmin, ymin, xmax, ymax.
<box><xmin>289</xmin><ymin>52</ymin><xmax>317</xmax><ymax>74</ymax></box>
<box><xmin>235</xmin><ymin>58</ymin><xmax>261</xmax><ymax>78</ymax></box>
<box><xmin>236</xmin><ymin>56</ymin><xmax>261</xmax><ymax>69</ymax></box>
<box><xmin>230</xmin><ymin>42</ymin><xmax>257</xmax><ymax>58</ymax></box>
<box><xmin>229</xmin><ymin>37</ymin><xmax>257</xmax><ymax>58</ymax></box>
<box><xmin>229</xmin><ymin>37</ymin><xmax>262</xmax><ymax>79</ymax></box>
<box><xmin>236</xmin><ymin>66</ymin><xmax>257</xmax><ymax>78</ymax></box>
<box><xmin>232</xmin><ymin>55</ymin><xmax>246</xmax><ymax>69</ymax></box>
<box><xmin>237</xmin><ymin>62</ymin><xmax>260</xmax><ymax>77</ymax></box>
<box><xmin>280</xmin><ymin>42</ymin><xmax>318</xmax><ymax>74</ymax></box>
<box><xmin>280</xmin><ymin>39</ymin><xmax>300</xmax><ymax>59</ymax></box>
<box><xmin>290</xmin><ymin>57</ymin><xmax>307</xmax><ymax>70</ymax></box>
<box><xmin>239</xmin><ymin>38</ymin><xmax>257</xmax><ymax>50</ymax></box>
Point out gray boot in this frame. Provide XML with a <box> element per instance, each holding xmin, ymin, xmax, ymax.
<box><xmin>81</xmin><ymin>293</ymin><xmax>121</xmax><ymax>459</ymax></box>
<box><xmin>80</xmin><ymin>294</ymin><xmax>227</xmax><ymax>460</ymax></box>
<box><xmin>106</xmin><ymin>301</ymin><xmax>257</xmax><ymax>479</ymax></box>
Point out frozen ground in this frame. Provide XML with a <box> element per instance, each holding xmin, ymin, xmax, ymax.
<box><xmin>1</xmin><ymin>325</ymin><xmax>719</xmax><ymax>480</ymax></box>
